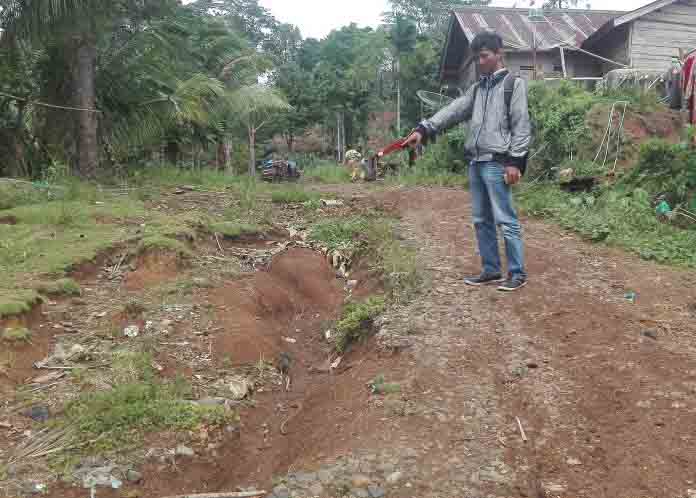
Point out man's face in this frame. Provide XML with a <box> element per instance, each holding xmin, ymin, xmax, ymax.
<box><xmin>477</xmin><ymin>48</ymin><xmax>501</xmax><ymax>75</ymax></box>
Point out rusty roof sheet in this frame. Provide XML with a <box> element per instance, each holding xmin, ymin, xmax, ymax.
<box><xmin>453</xmin><ymin>7</ymin><xmax>623</xmax><ymax>51</ymax></box>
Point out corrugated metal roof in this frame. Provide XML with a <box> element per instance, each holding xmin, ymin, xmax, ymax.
<box><xmin>453</xmin><ymin>7</ymin><xmax>624</xmax><ymax>51</ymax></box>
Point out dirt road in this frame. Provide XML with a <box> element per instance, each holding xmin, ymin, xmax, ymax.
<box><xmin>265</xmin><ymin>185</ymin><xmax>696</xmax><ymax>498</ymax></box>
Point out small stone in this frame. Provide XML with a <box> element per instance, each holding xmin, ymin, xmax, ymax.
<box><xmin>308</xmin><ymin>483</ymin><xmax>324</xmax><ymax>496</ymax></box>
<box><xmin>642</xmin><ymin>330</ymin><xmax>658</xmax><ymax>340</ymax></box>
<box><xmin>222</xmin><ymin>377</ymin><xmax>251</xmax><ymax>400</ymax></box>
<box><xmin>25</xmin><ymin>406</ymin><xmax>50</xmax><ymax>423</ymax></box>
<box><xmin>386</xmin><ymin>471</ymin><xmax>403</xmax><ymax>484</ymax></box>
<box><xmin>193</xmin><ymin>277</ymin><xmax>213</xmax><ymax>288</ymax></box>
<box><xmin>295</xmin><ymin>472</ymin><xmax>316</xmax><ymax>483</ymax></box>
<box><xmin>175</xmin><ymin>445</ymin><xmax>194</xmax><ymax>457</ymax></box>
<box><xmin>70</xmin><ymin>344</ymin><xmax>88</xmax><ymax>360</ymax></box>
<box><xmin>566</xmin><ymin>457</ymin><xmax>582</xmax><ymax>466</ymax></box>
<box><xmin>272</xmin><ymin>486</ymin><xmax>290</xmax><ymax>498</ymax></box>
<box><xmin>317</xmin><ymin>469</ymin><xmax>333</xmax><ymax>484</ymax></box>
<box><xmin>125</xmin><ymin>470</ymin><xmax>142</xmax><ymax>483</ymax></box>
<box><xmin>368</xmin><ymin>485</ymin><xmax>386</xmax><ymax>498</ymax></box>
<box><xmin>351</xmin><ymin>474</ymin><xmax>371</xmax><ymax>487</ymax></box>
<box><xmin>145</xmin><ymin>321</ymin><xmax>154</xmax><ymax>332</ymax></box>
<box><xmin>545</xmin><ymin>483</ymin><xmax>567</xmax><ymax>493</ymax></box>
<box><xmin>351</xmin><ymin>488</ymin><xmax>369</xmax><ymax>498</ymax></box>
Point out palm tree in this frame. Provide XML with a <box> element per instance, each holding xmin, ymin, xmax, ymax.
<box><xmin>228</xmin><ymin>85</ymin><xmax>292</xmax><ymax>176</ymax></box>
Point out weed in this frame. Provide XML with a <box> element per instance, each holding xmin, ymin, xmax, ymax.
<box><xmin>2</xmin><ymin>327</ymin><xmax>32</xmax><ymax>343</ymax></box>
<box><xmin>36</xmin><ymin>278</ymin><xmax>81</xmax><ymax>297</ymax></box>
<box><xmin>221</xmin><ymin>355</ymin><xmax>233</xmax><ymax>369</ymax></box>
<box><xmin>364</xmin><ymin>220</ymin><xmax>420</xmax><ymax>301</ymax></box>
<box><xmin>335</xmin><ymin>296</ymin><xmax>386</xmax><ymax>352</ymax></box>
<box><xmin>60</xmin><ymin>356</ymin><xmax>237</xmax><ymax>453</ymax></box>
<box><xmin>309</xmin><ymin>216</ymin><xmax>371</xmax><ymax>251</ymax></box>
<box><xmin>137</xmin><ymin>235</ymin><xmax>191</xmax><ymax>258</ymax></box>
<box><xmin>517</xmin><ymin>183</ymin><xmax>696</xmax><ymax>267</ymax></box>
<box><xmin>303</xmin><ymin>162</ymin><xmax>351</xmax><ymax>183</ymax></box>
<box><xmin>209</xmin><ymin>221</ymin><xmax>262</xmax><ymax>239</ymax></box>
<box><xmin>369</xmin><ymin>374</ymin><xmax>401</xmax><ymax>395</ymax></box>
<box><xmin>124</xmin><ymin>299</ymin><xmax>147</xmax><ymax>317</ymax></box>
<box><xmin>270</xmin><ymin>188</ymin><xmax>320</xmax><ymax>204</ymax></box>
<box><xmin>0</xmin><ymin>290</ymin><xmax>41</xmax><ymax>318</ymax></box>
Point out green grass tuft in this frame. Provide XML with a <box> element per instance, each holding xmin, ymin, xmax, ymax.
<box><xmin>309</xmin><ymin>216</ymin><xmax>371</xmax><ymax>251</ymax></box>
<box><xmin>335</xmin><ymin>296</ymin><xmax>386</xmax><ymax>352</ymax></box>
<box><xmin>36</xmin><ymin>278</ymin><xmax>82</xmax><ymax>297</ymax></box>
<box><xmin>303</xmin><ymin>162</ymin><xmax>351</xmax><ymax>184</ymax></box>
<box><xmin>59</xmin><ymin>352</ymin><xmax>238</xmax><ymax>453</ymax></box>
<box><xmin>2</xmin><ymin>327</ymin><xmax>32</xmax><ymax>343</ymax></box>
<box><xmin>209</xmin><ymin>221</ymin><xmax>262</xmax><ymax>238</ymax></box>
<box><xmin>137</xmin><ymin>236</ymin><xmax>192</xmax><ymax>258</ymax></box>
<box><xmin>0</xmin><ymin>290</ymin><xmax>41</xmax><ymax>319</ymax></box>
<box><xmin>270</xmin><ymin>188</ymin><xmax>321</xmax><ymax>204</ymax></box>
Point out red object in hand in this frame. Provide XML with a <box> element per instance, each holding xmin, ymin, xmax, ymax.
<box><xmin>377</xmin><ymin>138</ymin><xmax>408</xmax><ymax>158</ymax></box>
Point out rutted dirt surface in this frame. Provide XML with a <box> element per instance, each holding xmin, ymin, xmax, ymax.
<box><xmin>3</xmin><ymin>185</ymin><xmax>696</xmax><ymax>498</ymax></box>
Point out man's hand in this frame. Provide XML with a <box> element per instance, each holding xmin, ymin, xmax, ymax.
<box><xmin>504</xmin><ymin>166</ymin><xmax>521</xmax><ymax>185</ymax></box>
<box><xmin>403</xmin><ymin>131</ymin><xmax>423</xmax><ymax>148</ymax></box>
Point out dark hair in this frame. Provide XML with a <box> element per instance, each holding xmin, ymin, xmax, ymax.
<box><xmin>471</xmin><ymin>32</ymin><xmax>503</xmax><ymax>53</ymax></box>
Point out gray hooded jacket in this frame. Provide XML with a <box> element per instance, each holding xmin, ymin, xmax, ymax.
<box><xmin>416</xmin><ymin>69</ymin><xmax>531</xmax><ymax>168</ymax></box>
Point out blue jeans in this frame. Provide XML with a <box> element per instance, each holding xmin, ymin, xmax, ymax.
<box><xmin>468</xmin><ymin>161</ymin><xmax>526</xmax><ymax>280</ymax></box>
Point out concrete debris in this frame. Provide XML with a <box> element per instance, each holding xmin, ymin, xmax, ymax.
<box><xmin>321</xmin><ymin>199</ymin><xmax>345</xmax><ymax>207</ymax></box>
<box><xmin>330</xmin><ymin>357</ymin><xmax>343</xmax><ymax>370</ymax></box>
<box><xmin>123</xmin><ymin>325</ymin><xmax>140</xmax><ymax>338</ymax></box>
<box><xmin>282</xmin><ymin>337</ymin><xmax>297</xmax><ymax>344</ymax></box>
<box><xmin>175</xmin><ymin>445</ymin><xmax>195</xmax><ymax>457</ymax></box>
<box><xmin>219</xmin><ymin>376</ymin><xmax>251</xmax><ymax>400</ymax></box>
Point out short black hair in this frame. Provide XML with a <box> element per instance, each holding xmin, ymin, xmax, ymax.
<box><xmin>471</xmin><ymin>32</ymin><xmax>503</xmax><ymax>53</ymax></box>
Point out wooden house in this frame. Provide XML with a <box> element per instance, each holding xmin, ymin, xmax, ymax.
<box><xmin>583</xmin><ymin>0</ymin><xmax>696</xmax><ymax>72</ymax></box>
<box><xmin>440</xmin><ymin>0</ymin><xmax>696</xmax><ymax>91</ymax></box>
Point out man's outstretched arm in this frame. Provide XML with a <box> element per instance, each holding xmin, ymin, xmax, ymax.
<box><xmin>404</xmin><ymin>85</ymin><xmax>476</xmax><ymax>146</ymax></box>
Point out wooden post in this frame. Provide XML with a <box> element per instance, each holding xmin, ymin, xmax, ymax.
<box><xmin>560</xmin><ymin>46</ymin><xmax>568</xmax><ymax>78</ymax></box>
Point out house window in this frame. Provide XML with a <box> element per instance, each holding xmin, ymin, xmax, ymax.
<box><xmin>553</xmin><ymin>65</ymin><xmax>564</xmax><ymax>73</ymax></box>
<box><xmin>519</xmin><ymin>65</ymin><xmax>535</xmax><ymax>71</ymax></box>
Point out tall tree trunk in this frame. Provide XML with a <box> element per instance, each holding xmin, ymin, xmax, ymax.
<box><xmin>74</xmin><ymin>34</ymin><xmax>98</xmax><ymax>178</ymax></box>
<box><xmin>248</xmin><ymin>126</ymin><xmax>256</xmax><ymax>177</ymax></box>
<box><xmin>396</xmin><ymin>58</ymin><xmax>401</xmax><ymax>135</ymax></box>
<box><xmin>286</xmin><ymin>134</ymin><xmax>294</xmax><ymax>153</ymax></box>
<box><xmin>166</xmin><ymin>141</ymin><xmax>179</xmax><ymax>165</ymax></box>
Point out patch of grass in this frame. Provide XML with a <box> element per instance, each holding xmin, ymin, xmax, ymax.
<box><xmin>335</xmin><ymin>296</ymin><xmax>386</xmax><ymax>353</ymax></box>
<box><xmin>36</xmin><ymin>278</ymin><xmax>81</xmax><ymax>297</ymax></box>
<box><xmin>364</xmin><ymin>220</ymin><xmax>420</xmax><ymax>301</ymax></box>
<box><xmin>0</xmin><ymin>290</ymin><xmax>41</xmax><ymax>319</ymax></box>
<box><xmin>309</xmin><ymin>216</ymin><xmax>371</xmax><ymax>251</ymax></box>
<box><xmin>0</xmin><ymin>181</ymin><xmax>47</xmax><ymax>209</ymax></box>
<box><xmin>303</xmin><ymin>162</ymin><xmax>351</xmax><ymax>183</ymax></box>
<box><xmin>209</xmin><ymin>221</ymin><xmax>262</xmax><ymax>239</ymax></box>
<box><xmin>137</xmin><ymin>235</ymin><xmax>192</xmax><ymax>258</ymax></box>
<box><xmin>270</xmin><ymin>188</ymin><xmax>321</xmax><ymax>204</ymax></box>
<box><xmin>59</xmin><ymin>352</ymin><xmax>237</xmax><ymax>453</ymax></box>
<box><xmin>128</xmin><ymin>165</ymin><xmax>238</xmax><ymax>190</ymax></box>
<box><xmin>2</xmin><ymin>327</ymin><xmax>32</xmax><ymax>343</ymax></box>
<box><xmin>517</xmin><ymin>183</ymin><xmax>696</xmax><ymax>267</ymax></box>
<box><xmin>369</xmin><ymin>374</ymin><xmax>401</xmax><ymax>395</ymax></box>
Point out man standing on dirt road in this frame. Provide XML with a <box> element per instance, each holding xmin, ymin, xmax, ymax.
<box><xmin>404</xmin><ymin>32</ymin><xmax>531</xmax><ymax>292</ymax></box>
